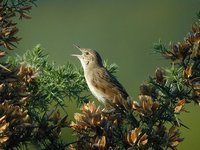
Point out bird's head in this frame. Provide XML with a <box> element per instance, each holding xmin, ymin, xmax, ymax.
<box><xmin>72</xmin><ymin>44</ymin><xmax>103</xmax><ymax>71</ymax></box>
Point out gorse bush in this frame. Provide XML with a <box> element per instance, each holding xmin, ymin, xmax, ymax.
<box><xmin>0</xmin><ymin>1</ymin><xmax>199</xmax><ymax>149</ymax></box>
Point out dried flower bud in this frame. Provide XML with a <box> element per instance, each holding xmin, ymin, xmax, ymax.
<box><xmin>127</xmin><ymin>128</ymin><xmax>148</xmax><ymax>147</ymax></box>
<box><xmin>127</xmin><ymin>128</ymin><xmax>141</xmax><ymax>145</ymax></box>
<box><xmin>174</xmin><ymin>99</ymin><xmax>186</xmax><ymax>113</ymax></box>
<box><xmin>0</xmin><ymin>83</ymin><xmax>5</xmax><ymax>92</ymax></box>
<box><xmin>155</xmin><ymin>68</ymin><xmax>165</xmax><ymax>84</ymax></box>
<box><xmin>183</xmin><ymin>65</ymin><xmax>192</xmax><ymax>78</ymax></box>
<box><xmin>0</xmin><ymin>51</ymin><xmax>5</xmax><ymax>58</ymax></box>
<box><xmin>137</xmin><ymin>133</ymin><xmax>148</xmax><ymax>146</ymax></box>
<box><xmin>192</xmin><ymin>22</ymin><xmax>200</xmax><ymax>33</ymax></box>
<box><xmin>81</xmin><ymin>101</ymin><xmax>97</xmax><ymax>113</ymax></box>
<box><xmin>67</xmin><ymin>144</ymin><xmax>76</xmax><ymax>150</ymax></box>
<box><xmin>133</xmin><ymin>95</ymin><xmax>159</xmax><ymax>116</ymax></box>
<box><xmin>166</xmin><ymin>126</ymin><xmax>184</xmax><ymax>148</ymax></box>
<box><xmin>193</xmin><ymin>82</ymin><xmax>200</xmax><ymax>97</ymax></box>
<box><xmin>94</xmin><ymin>136</ymin><xmax>106</xmax><ymax>150</ymax></box>
<box><xmin>0</xmin><ymin>124</ymin><xmax>9</xmax><ymax>144</ymax></box>
<box><xmin>187</xmin><ymin>32</ymin><xmax>200</xmax><ymax>44</ymax></box>
<box><xmin>18</xmin><ymin>64</ymin><xmax>37</xmax><ymax>84</ymax></box>
<box><xmin>139</xmin><ymin>84</ymin><xmax>157</xmax><ymax>98</ymax></box>
<box><xmin>139</xmin><ymin>84</ymin><xmax>149</xmax><ymax>95</ymax></box>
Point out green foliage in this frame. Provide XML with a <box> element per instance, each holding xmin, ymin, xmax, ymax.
<box><xmin>0</xmin><ymin>0</ymin><xmax>199</xmax><ymax>149</ymax></box>
<box><xmin>8</xmin><ymin>45</ymin><xmax>85</xmax><ymax>117</ymax></box>
<box><xmin>153</xmin><ymin>39</ymin><xmax>168</xmax><ymax>54</ymax></box>
<box><xmin>2</xmin><ymin>0</ymin><xmax>37</xmax><ymax>9</ymax></box>
<box><xmin>197</xmin><ymin>11</ymin><xmax>200</xmax><ymax>20</ymax></box>
<box><xmin>103</xmin><ymin>60</ymin><xmax>118</xmax><ymax>74</ymax></box>
<box><xmin>8</xmin><ymin>45</ymin><xmax>118</xmax><ymax>119</ymax></box>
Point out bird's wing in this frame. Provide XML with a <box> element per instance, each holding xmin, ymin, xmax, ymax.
<box><xmin>92</xmin><ymin>67</ymin><xmax>129</xmax><ymax>100</ymax></box>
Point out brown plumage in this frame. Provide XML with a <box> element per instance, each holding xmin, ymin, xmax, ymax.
<box><xmin>72</xmin><ymin>45</ymin><xmax>129</xmax><ymax>104</ymax></box>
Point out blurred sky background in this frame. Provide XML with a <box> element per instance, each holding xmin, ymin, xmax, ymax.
<box><xmin>16</xmin><ymin>0</ymin><xmax>200</xmax><ymax>149</ymax></box>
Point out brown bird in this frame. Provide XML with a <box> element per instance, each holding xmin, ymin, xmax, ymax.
<box><xmin>72</xmin><ymin>45</ymin><xmax>129</xmax><ymax>105</ymax></box>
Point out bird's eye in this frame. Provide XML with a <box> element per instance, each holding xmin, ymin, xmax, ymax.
<box><xmin>85</xmin><ymin>52</ymin><xmax>89</xmax><ymax>55</ymax></box>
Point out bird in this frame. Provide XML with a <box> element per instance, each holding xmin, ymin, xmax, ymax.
<box><xmin>72</xmin><ymin>45</ymin><xmax>129</xmax><ymax>106</ymax></box>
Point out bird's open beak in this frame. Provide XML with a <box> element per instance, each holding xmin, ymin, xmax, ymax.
<box><xmin>71</xmin><ymin>44</ymin><xmax>83</xmax><ymax>58</ymax></box>
<box><xmin>73</xmin><ymin>44</ymin><xmax>81</xmax><ymax>50</ymax></box>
